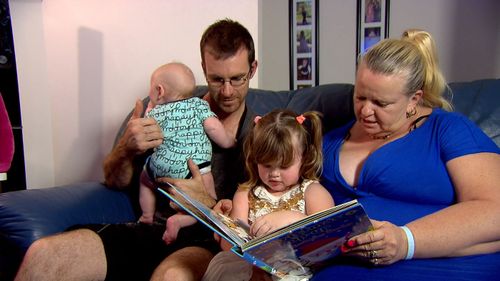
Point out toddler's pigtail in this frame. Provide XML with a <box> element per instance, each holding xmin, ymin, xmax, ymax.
<box><xmin>300</xmin><ymin>111</ymin><xmax>323</xmax><ymax>179</ymax></box>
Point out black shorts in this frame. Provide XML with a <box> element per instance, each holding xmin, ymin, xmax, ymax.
<box><xmin>73</xmin><ymin>221</ymin><xmax>219</xmax><ymax>281</ymax></box>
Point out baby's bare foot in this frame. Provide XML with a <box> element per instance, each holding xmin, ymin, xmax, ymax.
<box><xmin>138</xmin><ymin>214</ymin><xmax>154</xmax><ymax>224</ymax></box>
<box><xmin>163</xmin><ymin>216</ymin><xmax>181</xmax><ymax>244</ymax></box>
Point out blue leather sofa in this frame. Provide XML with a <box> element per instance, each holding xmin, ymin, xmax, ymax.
<box><xmin>1</xmin><ymin>79</ymin><xmax>499</xmax><ymax>280</ymax></box>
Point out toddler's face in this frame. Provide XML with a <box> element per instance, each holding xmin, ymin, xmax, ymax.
<box><xmin>257</xmin><ymin>155</ymin><xmax>302</xmax><ymax>195</ymax></box>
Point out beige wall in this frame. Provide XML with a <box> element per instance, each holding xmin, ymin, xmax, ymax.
<box><xmin>10</xmin><ymin>0</ymin><xmax>258</xmax><ymax>188</ymax></box>
<box><xmin>10</xmin><ymin>0</ymin><xmax>500</xmax><ymax>188</ymax></box>
<box><xmin>259</xmin><ymin>0</ymin><xmax>500</xmax><ymax>89</ymax></box>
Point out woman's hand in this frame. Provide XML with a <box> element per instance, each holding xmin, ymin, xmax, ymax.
<box><xmin>341</xmin><ymin>220</ymin><xmax>408</xmax><ymax>266</ymax></box>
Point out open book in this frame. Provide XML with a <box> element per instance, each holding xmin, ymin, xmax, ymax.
<box><xmin>157</xmin><ymin>183</ymin><xmax>372</xmax><ymax>278</ymax></box>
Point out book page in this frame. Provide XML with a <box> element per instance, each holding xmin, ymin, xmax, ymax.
<box><xmin>243</xmin><ymin>199</ymin><xmax>359</xmax><ymax>249</ymax></box>
<box><xmin>243</xmin><ymin>201</ymin><xmax>372</xmax><ymax>276</ymax></box>
<box><xmin>157</xmin><ymin>184</ymin><xmax>252</xmax><ymax>245</ymax></box>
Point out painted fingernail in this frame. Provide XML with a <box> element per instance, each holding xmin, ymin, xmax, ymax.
<box><xmin>341</xmin><ymin>245</ymin><xmax>348</xmax><ymax>252</ymax></box>
<box><xmin>347</xmin><ymin>240</ymin><xmax>357</xmax><ymax>247</ymax></box>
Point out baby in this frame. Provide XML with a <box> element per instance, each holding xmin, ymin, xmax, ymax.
<box><xmin>139</xmin><ymin>62</ymin><xmax>235</xmax><ymax>244</ymax></box>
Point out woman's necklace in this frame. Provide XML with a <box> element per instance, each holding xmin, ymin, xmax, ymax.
<box><xmin>347</xmin><ymin>114</ymin><xmax>431</xmax><ymax>141</ymax></box>
<box><xmin>370</xmin><ymin>133</ymin><xmax>392</xmax><ymax>140</ymax></box>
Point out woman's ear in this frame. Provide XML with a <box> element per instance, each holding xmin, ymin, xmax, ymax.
<box><xmin>410</xmin><ymin>89</ymin><xmax>424</xmax><ymax>106</ymax></box>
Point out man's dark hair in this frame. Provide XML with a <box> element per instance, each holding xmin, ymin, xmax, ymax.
<box><xmin>200</xmin><ymin>18</ymin><xmax>255</xmax><ymax>67</ymax></box>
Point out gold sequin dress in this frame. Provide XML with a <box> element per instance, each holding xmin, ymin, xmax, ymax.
<box><xmin>248</xmin><ymin>179</ymin><xmax>315</xmax><ymax>223</ymax></box>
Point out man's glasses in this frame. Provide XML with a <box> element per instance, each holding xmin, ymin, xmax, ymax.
<box><xmin>206</xmin><ymin>71</ymin><xmax>251</xmax><ymax>88</ymax></box>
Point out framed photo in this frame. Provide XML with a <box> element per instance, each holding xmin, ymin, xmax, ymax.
<box><xmin>356</xmin><ymin>0</ymin><xmax>390</xmax><ymax>56</ymax></box>
<box><xmin>290</xmin><ymin>0</ymin><xmax>318</xmax><ymax>90</ymax></box>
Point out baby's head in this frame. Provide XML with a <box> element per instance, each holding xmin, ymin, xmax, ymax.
<box><xmin>241</xmin><ymin>109</ymin><xmax>323</xmax><ymax>190</ymax></box>
<box><xmin>148</xmin><ymin>62</ymin><xmax>196</xmax><ymax>106</ymax></box>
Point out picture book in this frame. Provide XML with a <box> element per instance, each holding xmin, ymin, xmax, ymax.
<box><xmin>157</xmin><ymin>183</ymin><xmax>373</xmax><ymax>278</ymax></box>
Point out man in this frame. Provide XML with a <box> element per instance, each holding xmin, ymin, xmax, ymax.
<box><xmin>15</xmin><ymin>18</ymin><xmax>258</xmax><ymax>281</ymax></box>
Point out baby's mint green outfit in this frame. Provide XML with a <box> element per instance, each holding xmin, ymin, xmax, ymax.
<box><xmin>146</xmin><ymin>97</ymin><xmax>215</xmax><ymax>179</ymax></box>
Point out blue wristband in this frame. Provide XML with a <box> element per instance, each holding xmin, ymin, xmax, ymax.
<box><xmin>400</xmin><ymin>226</ymin><xmax>415</xmax><ymax>260</ymax></box>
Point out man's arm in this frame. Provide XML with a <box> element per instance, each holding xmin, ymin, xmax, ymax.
<box><xmin>103</xmin><ymin>99</ymin><xmax>163</xmax><ymax>189</ymax></box>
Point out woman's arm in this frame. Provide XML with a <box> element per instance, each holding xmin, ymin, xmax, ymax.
<box><xmin>344</xmin><ymin>152</ymin><xmax>500</xmax><ymax>264</ymax></box>
<box><xmin>409</xmin><ymin>152</ymin><xmax>500</xmax><ymax>257</ymax></box>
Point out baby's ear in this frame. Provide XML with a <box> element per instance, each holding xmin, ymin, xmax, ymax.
<box><xmin>157</xmin><ymin>84</ymin><xmax>166</xmax><ymax>99</ymax></box>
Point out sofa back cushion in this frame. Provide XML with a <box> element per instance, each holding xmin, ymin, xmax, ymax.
<box><xmin>194</xmin><ymin>84</ymin><xmax>355</xmax><ymax>134</ymax></box>
<box><xmin>119</xmin><ymin>79</ymin><xmax>498</xmax><ymax>147</ymax></box>
<box><xmin>448</xmin><ymin>79</ymin><xmax>500</xmax><ymax>146</ymax></box>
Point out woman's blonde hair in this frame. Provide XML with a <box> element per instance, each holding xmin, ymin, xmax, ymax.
<box><xmin>361</xmin><ymin>29</ymin><xmax>452</xmax><ymax>110</ymax></box>
<box><xmin>239</xmin><ymin>109</ymin><xmax>323</xmax><ymax>190</ymax></box>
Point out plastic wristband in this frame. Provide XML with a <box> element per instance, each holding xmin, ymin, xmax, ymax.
<box><xmin>400</xmin><ymin>226</ymin><xmax>415</xmax><ymax>260</ymax></box>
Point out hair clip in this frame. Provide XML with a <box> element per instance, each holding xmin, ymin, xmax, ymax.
<box><xmin>254</xmin><ymin>116</ymin><xmax>262</xmax><ymax>124</ymax></box>
<box><xmin>296</xmin><ymin>115</ymin><xmax>306</xmax><ymax>124</ymax></box>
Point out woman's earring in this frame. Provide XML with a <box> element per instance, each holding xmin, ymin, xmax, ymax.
<box><xmin>406</xmin><ymin>107</ymin><xmax>417</xmax><ymax>119</ymax></box>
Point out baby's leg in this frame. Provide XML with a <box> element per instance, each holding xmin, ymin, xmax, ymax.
<box><xmin>163</xmin><ymin>213</ymin><xmax>197</xmax><ymax>244</ymax></box>
<box><xmin>161</xmin><ymin>171</ymin><xmax>217</xmax><ymax>243</ymax></box>
<box><xmin>138</xmin><ymin>170</ymin><xmax>156</xmax><ymax>224</ymax></box>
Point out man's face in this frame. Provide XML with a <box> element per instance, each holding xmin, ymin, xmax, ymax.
<box><xmin>203</xmin><ymin>48</ymin><xmax>255</xmax><ymax>114</ymax></box>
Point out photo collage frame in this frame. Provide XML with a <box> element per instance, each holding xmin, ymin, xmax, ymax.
<box><xmin>356</xmin><ymin>0</ymin><xmax>390</xmax><ymax>56</ymax></box>
<box><xmin>289</xmin><ymin>0</ymin><xmax>318</xmax><ymax>90</ymax></box>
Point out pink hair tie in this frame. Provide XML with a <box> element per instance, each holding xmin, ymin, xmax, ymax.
<box><xmin>254</xmin><ymin>116</ymin><xmax>262</xmax><ymax>124</ymax></box>
<box><xmin>296</xmin><ymin>115</ymin><xmax>306</xmax><ymax>124</ymax></box>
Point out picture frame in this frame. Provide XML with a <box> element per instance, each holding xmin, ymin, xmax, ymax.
<box><xmin>356</xmin><ymin>0</ymin><xmax>390</xmax><ymax>57</ymax></box>
<box><xmin>289</xmin><ymin>0</ymin><xmax>319</xmax><ymax>90</ymax></box>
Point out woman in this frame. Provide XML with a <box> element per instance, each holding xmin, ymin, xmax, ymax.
<box><xmin>322</xmin><ymin>30</ymin><xmax>500</xmax><ymax>266</ymax></box>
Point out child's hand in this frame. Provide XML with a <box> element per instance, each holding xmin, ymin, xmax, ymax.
<box><xmin>213</xmin><ymin>199</ymin><xmax>233</xmax><ymax>216</ymax></box>
<box><xmin>250</xmin><ymin>211</ymin><xmax>305</xmax><ymax>237</ymax></box>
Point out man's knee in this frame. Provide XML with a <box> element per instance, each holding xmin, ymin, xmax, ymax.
<box><xmin>152</xmin><ymin>247</ymin><xmax>214</xmax><ymax>281</ymax></box>
<box><xmin>16</xmin><ymin>229</ymin><xmax>106</xmax><ymax>281</ymax></box>
<box><xmin>22</xmin><ymin>235</ymin><xmax>56</xmax><ymax>262</ymax></box>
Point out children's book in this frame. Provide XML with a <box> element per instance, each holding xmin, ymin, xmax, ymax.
<box><xmin>157</xmin><ymin>183</ymin><xmax>373</xmax><ymax>279</ymax></box>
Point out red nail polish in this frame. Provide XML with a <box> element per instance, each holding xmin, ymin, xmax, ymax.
<box><xmin>341</xmin><ymin>245</ymin><xmax>348</xmax><ymax>252</ymax></box>
<box><xmin>347</xmin><ymin>240</ymin><xmax>357</xmax><ymax>247</ymax></box>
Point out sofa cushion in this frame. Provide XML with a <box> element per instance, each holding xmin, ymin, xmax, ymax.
<box><xmin>448</xmin><ymin>79</ymin><xmax>500</xmax><ymax>146</ymax></box>
<box><xmin>0</xmin><ymin>182</ymin><xmax>135</xmax><ymax>252</ymax></box>
<box><xmin>194</xmin><ymin>84</ymin><xmax>355</xmax><ymax>134</ymax></box>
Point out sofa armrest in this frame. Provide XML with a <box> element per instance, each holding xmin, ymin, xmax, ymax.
<box><xmin>0</xmin><ymin>182</ymin><xmax>136</xmax><ymax>252</ymax></box>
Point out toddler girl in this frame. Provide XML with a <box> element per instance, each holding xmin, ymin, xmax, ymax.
<box><xmin>203</xmin><ymin>109</ymin><xmax>335</xmax><ymax>281</ymax></box>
